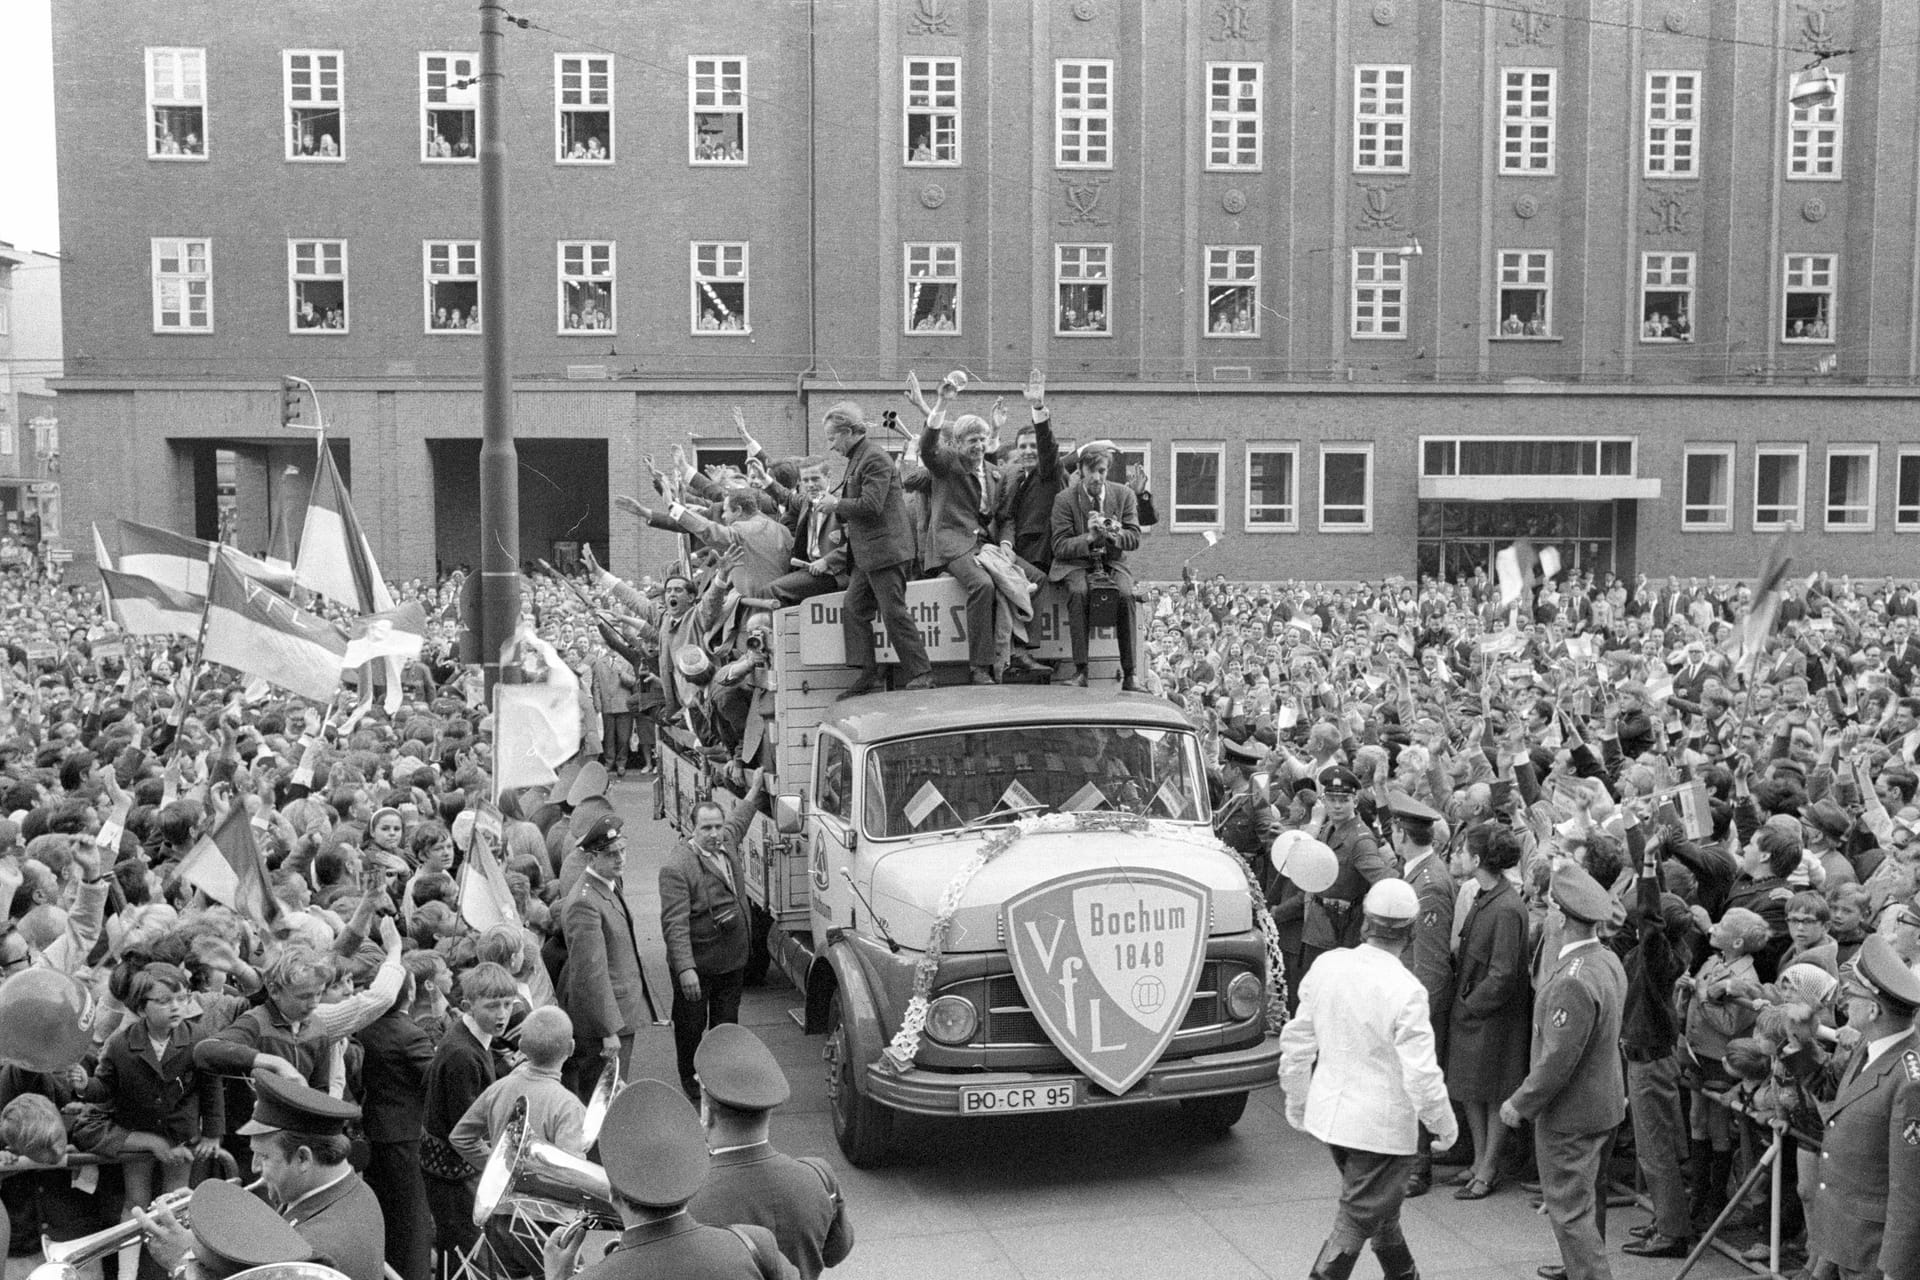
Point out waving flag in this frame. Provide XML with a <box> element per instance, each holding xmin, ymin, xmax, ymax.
<box><xmin>114</xmin><ymin>519</ymin><xmax>297</xmax><ymax>598</ymax></box>
<box><xmin>343</xmin><ymin>600</ymin><xmax>428</xmax><ymax>668</ymax></box>
<box><xmin>176</xmin><ymin>807</ymin><xmax>280</xmax><ymax>926</ymax></box>
<box><xmin>98</xmin><ymin>568</ymin><xmax>202</xmax><ymax>637</ymax></box>
<box><xmin>1727</xmin><ymin>528</ymin><xmax>1796</xmax><ymax>675</ymax></box>
<box><xmin>296</xmin><ymin>444</ymin><xmax>411</xmax><ymax>712</ymax></box>
<box><xmin>492</xmin><ymin>627</ymin><xmax>583</xmax><ymax>796</ymax></box>
<box><xmin>202</xmin><ymin>551</ymin><xmax>348</xmax><ymax>702</ymax></box>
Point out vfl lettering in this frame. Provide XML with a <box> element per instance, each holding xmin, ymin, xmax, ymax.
<box><xmin>1058</xmin><ymin>956</ymin><xmax>1081</xmax><ymax>1035</ymax></box>
<box><xmin>1023</xmin><ymin>917</ymin><xmax>1068</xmax><ymax>971</ymax></box>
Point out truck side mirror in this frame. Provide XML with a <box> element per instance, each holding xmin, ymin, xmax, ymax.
<box><xmin>773</xmin><ymin>792</ymin><xmax>803</xmax><ymax>834</ymax></box>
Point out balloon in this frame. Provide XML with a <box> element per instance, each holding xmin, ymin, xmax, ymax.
<box><xmin>1272</xmin><ymin>830</ymin><xmax>1339</xmax><ymax>894</ymax></box>
<box><xmin>0</xmin><ymin>969</ymin><xmax>94</xmax><ymax>1074</ymax></box>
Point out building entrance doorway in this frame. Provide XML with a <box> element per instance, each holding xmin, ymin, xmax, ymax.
<box><xmin>1415</xmin><ymin>500</ymin><xmax>1622</xmax><ymax>585</ymax></box>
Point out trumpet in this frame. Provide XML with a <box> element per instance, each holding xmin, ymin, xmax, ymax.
<box><xmin>30</xmin><ymin>1179</ymin><xmax>266</xmax><ymax>1280</ymax></box>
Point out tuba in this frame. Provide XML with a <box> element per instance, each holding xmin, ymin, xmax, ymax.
<box><xmin>580</xmin><ymin>1060</ymin><xmax>624</xmax><ymax>1148</ymax></box>
<box><xmin>29</xmin><ymin>1181</ymin><xmax>264</xmax><ymax>1280</ymax></box>
<box><xmin>473</xmin><ymin>1099</ymin><xmax>619</xmax><ymax>1229</ymax></box>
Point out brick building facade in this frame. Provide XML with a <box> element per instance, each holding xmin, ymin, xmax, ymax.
<box><xmin>48</xmin><ymin>0</ymin><xmax>1920</xmax><ymax>583</ymax></box>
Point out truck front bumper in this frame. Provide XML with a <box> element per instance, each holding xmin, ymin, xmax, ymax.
<box><xmin>862</xmin><ymin>1036</ymin><xmax>1281</xmax><ymax>1117</ymax></box>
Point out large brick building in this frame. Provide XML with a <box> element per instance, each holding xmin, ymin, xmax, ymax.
<box><xmin>49</xmin><ymin>0</ymin><xmax>1920</xmax><ymax>584</ymax></box>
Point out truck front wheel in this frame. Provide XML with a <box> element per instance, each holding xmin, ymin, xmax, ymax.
<box><xmin>1179</xmin><ymin>1091</ymin><xmax>1250</xmax><ymax>1135</ymax></box>
<box><xmin>823</xmin><ymin>989</ymin><xmax>894</xmax><ymax>1166</ymax></box>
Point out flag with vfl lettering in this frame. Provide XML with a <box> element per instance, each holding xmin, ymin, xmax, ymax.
<box><xmin>97</xmin><ymin>568</ymin><xmax>202</xmax><ymax>637</ymax></box>
<box><xmin>176</xmin><ymin>807</ymin><xmax>280</xmax><ymax>926</ymax></box>
<box><xmin>202</xmin><ymin>552</ymin><xmax>348</xmax><ymax>702</ymax></box>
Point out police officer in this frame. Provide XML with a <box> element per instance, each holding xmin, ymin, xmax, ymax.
<box><xmin>542</xmin><ymin>1079</ymin><xmax>797</xmax><ymax>1280</ymax></box>
<box><xmin>1499</xmin><ymin>865</ymin><xmax>1627</xmax><ymax>1280</ymax></box>
<box><xmin>137</xmin><ymin>1177</ymin><xmax>348</xmax><ymax>1280</ymax></box>
<box><xmin>1300</xmin><ymin>768</ymin><xmax>1398</xmax><ymax>972</ymax></box>
<box><xmin>1387</xmin><ymin>790</ymin><xmax>1455</xmax><ymax>1198</ymax></box>
<box><xmin>1781</xmin><ymin>932</ymin><xmax>1920</xmax><ymax>1280</ymax></box>
<box><xmin>1214</xmin><ymin>737</ymin><xmax>1284</xmax><ymax>892</ymax></box>
<box><xmin>1281</xmin><ymin>879</ymin><xmax>1458</xmax><ymax>1280</ymax></box>
<box><xmin>687</xmin><ymin>1025</ymin><xmax>854</xmax><ymax>1280</ymax></box>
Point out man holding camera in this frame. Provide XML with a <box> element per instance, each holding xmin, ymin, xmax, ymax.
<box><xmin>1048</xmin><ymin>441</ymin><xmax>1142</xmax><ymax>691</ymax></box>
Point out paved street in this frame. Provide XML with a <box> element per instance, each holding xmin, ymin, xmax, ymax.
<box><xmin>611</xmin><ymin>779</ymin><xmax>1754</xmax><ymax>1280</ymax></box>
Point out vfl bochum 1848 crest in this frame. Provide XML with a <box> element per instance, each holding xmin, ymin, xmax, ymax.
<box><xmin>1003</xmin><ymin>869</ymin><xmax>1210</xmax><ymax>1096</ymax></box>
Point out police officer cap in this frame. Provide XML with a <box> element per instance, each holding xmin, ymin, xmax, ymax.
<box><xmin>1222</xmin><ymin>736</ymin><xmax>1264</xmax><ymax>766</ymax></box>
<box><xmin>693</xmin><ymin>1023</ymin><xmax>791</xmax><ymax>1111</ymax></box>
<box><xmin>237</xmin><ymin>1072</ymin><xmax>362</xmax><ymax>1137</ymax></box>
<box><xmin>1852</xmin><ymin>933</ymin><xmax>1920</xmax><ymax>1012</ymax></box>
<box><xmin>1549</xmin><ymin>864</ymin><xmax>1613</xmax><ymax>925</ymax></box>
<box><xmin>1385</xmin><ymin>790</ymin><xmax>1443</xmax><ymax>824</ymax></box>
<box><xmin>1321</xmin><ymin>768</ymin><xmax>1362</xmax><ymax>796</ymax></box>
<box><xmin>188</xmin><ymin>1178</ymin><xmax>315</xmax><ymax>1275</ymax></box>
<box><xmin>580</xmin><ymin>813</ymin><xmax>625</xmax><ymax>852</ymax></box>
<box><xmin>599</xmin><ymin>1079</ymin><xmax>711</xmax><ymax>1207</ymax></box>
<box><xmin>1363</xmin><ymin>879</ymin><xmax>1419</xmax><ymax>922</ymax></box>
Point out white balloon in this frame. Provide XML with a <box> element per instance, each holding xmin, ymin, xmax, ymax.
<box><xmin>1272</xmin><ymin>830</ymin><xmax>1339</xmax><ymax>894</ymax></box>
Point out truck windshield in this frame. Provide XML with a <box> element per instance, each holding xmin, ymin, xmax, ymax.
<box><xmin>861</xmin><ymin>724</ymin><xmax>1205</xmax><ymax>838</ymax></box>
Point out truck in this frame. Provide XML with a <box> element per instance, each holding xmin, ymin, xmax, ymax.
<box><xmin>659</xmin><ymin>576</ymin><xmax>1282</xmax><ymax>1165</ymax></box>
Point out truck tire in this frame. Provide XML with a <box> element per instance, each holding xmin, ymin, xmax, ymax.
<box><xmin>1179</xmin><ymin>1091</ymin><xmax>1249</xmax><ymax>1135</ymax></box>
<box><xmin>824</xmin><ymin>989</ymin><xmax>893</xmax><ymax>1167</ymax></box>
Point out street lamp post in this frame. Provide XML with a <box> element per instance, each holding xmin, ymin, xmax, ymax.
<box><xmin>477</xmin><ymin>0</ymin><xmax>521</xmax><ymax>689</ymax></box>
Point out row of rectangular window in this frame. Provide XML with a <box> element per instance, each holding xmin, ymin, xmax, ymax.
<box><xmin>142</xmin><ymin>50</ymin><xmax>1846</xmax><ymax>180</ymax></box>
<box><xmin>148</xmin><ymin>238</ymin><xmax>1840</xmax><ymax>345</ymax></box>
<box><xmin>1683</xmin><ymin>444</ymin><xmax>1920</xmax><ymax>534</ymax></box>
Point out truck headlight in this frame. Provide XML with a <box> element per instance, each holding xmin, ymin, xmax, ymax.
<box><xmin>1225</xmin><ymin>972</ymin><xmax>1265</xmax><ymax>1021</ymax></box>
<box><xmin>925</xmin><ymin>995</ymin><xmax>980</xmax><ymax>1045</ymax></box>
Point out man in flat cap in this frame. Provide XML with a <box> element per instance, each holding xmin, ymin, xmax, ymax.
<box><xmin>1387</xmin><ymin>790</ymin><xmax>1455</xmax><ymax>1198</ymax></box>
<box><xmin>542</xmin><ymin>1079</ymin><xmax>796</xmax><ymax>1280</ymax></box>
<box><xmin>688</xmin><ymin>1025</ymin><xmax>853</xmax><ymax>1280</ymax></box>
<box><xmin>237</xmin><ymin>1072</ymin><xmax>385</xmax><ymax>1280</ymax></box>
<box><xmin>1781</xmin><ymin>933</ymin><xmax>1920</xmax><ymax>1280</ymax></box>
<box><xmin>1048</xmin><ymin>439</ymin><xmax>1143</xmax><ymax>691</ymax></box>
<box><xmin>137</xmin><ymin>1177</ymin><xmax>339</xmax><ymax>1280</ymax></box>
<box><xmin>561</xmin><ymin>813</ymin><xmax>662</xmax><ymax>1102</ymax></box>
<box><xmin>1500</xmin><ymin>865</ymin><xmax>1627</xmax><ymax>1280</ymax></box>
<box><xmin>1301</xmin><ymin>769</ymin><xmax>1398</xmax><ymax>974</ymax></box>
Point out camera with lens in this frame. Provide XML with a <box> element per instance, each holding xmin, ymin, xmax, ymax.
<box><xmin>744</xmin><ymin>630</ymin><xmax>771</xmax><ymax>654</ymax></box>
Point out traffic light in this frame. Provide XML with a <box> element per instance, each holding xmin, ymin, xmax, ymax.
<box><xmin>280</xmin><ymin>377</ymin><xmax>304</xmax><ymax>427</ymax></box>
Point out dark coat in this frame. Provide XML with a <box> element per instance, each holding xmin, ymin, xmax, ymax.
<box><xmin>1507</xmin><ymin>939</ymin><xmax>1628</xmax><ymax>1134</ymax></box>
<box><xmin>1048</xmin><ymin>480</ymin><xmax>1141</xmax><ymax>591</ymax></box>
<box><xmin>917</xmin><ymin>422</ymin><xmax>1005</xmax><ymax>569</ymax></box>
<box><xmin>86</xmin><ymin>1017</ymin><xmax>223</xmax><ymax>1146</ymax></box>
<box><xmin>994</xmin><ymin>413</ymin><xmax>1062</xmax><ymax>569</ymax></box>
<box><xmin>354</xmin><ymin>1005</ymin><xmax>435</xmax><ymax>1143</ymax></box>
<box><xmin>689</xmin><ymin>1145</ymin><xmax>853</xmax><ymax>1280</ymax></box>
<box><xmin>1446</xmin><ymin>876</ymin><xmax>1533</xmax><ymax>1101</ymax></box>
<box><xmin>575</xmin><ymin>1217</ymin><xmax>795</xmax><ymax>1280</ymax></box>
<box><xmin>559</xmin><ymin>871</ymin><xmax>650</xmax><ymax>1041</ymax></box>
<box><xmin>833</xmin><ymin>434</ymin><xmax>914</xmax><ymax>572</ymax></box>
<box><xmin>283</xmin><ymin>1169</ymin><xmax>388</xmax><ymax>1280</ymax></box>
<box><xmin>659</xmin><ymin>831</ymin><xmax>753</xmax><ymax>980</ymax></box>
<box><xmin>1786</xmin><ymin>1028</ymin><xmax>1920</xmax><ymax>1278</ymax></box>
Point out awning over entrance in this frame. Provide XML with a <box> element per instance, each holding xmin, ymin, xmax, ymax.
<box><xmin>1418</xmin><ymin>476</ymin><xmax>1662</xmax><ymax>501</ymax></box>
<box><xmin>1417</xmin><ymin>436</ymin><xmax>1661</xmax><ymax>502</ymax></box>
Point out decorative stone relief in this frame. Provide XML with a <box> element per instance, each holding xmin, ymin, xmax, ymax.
<box><xmin>1802</xmin><ymin>196</ymin><xmax>1829</xmax><ymax>223</ymax></box>
<box><xmin>1060</xmin><ymin>177</ymin><xmax>1113</xmax><ymax>226</ymax></box>
<box><xmin>1642</xmin><ymin>188</ymin><xmax>1693</xmax><ymax>235</ymax></box>
<box><xmin>919</xmin><ymin>183</ymin><xmax>947</xmax><ymax>210</ymax></box>
<box><xmin>1222</xmin><ymin>189</ymin><xmax>1247</xmax><ymax>214</ymax></box>
<box><xmin>906</xmin><ymin>0</ymin><xmax>957</xmax><ymax>37</ymax></box>
<box><xmin>1211</xmin><ymin>0</ymin><xmax>1259</xmax><ymax>42</ymax></box>
<box><xmin>1513</xmin><ymin>194</ymin><xmax>1540</xmax><ymax>219</ymax></box>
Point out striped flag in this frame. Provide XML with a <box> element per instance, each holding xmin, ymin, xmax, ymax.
<box><xmin>114</xmin><ymin>519</ymin><xmax>298</xmax><ymax>598</ymax></box>
<box><xmin>176</xmin><ymin>807</ymin><xmax>280</xmax><ymax>925</ymax></box>
<box><xmin>92</xmin><ymin>523</ymin><xmax>115</xmax><ymax>572</ymax></box>
<box><xmin>98</xmin><ymin>568</ymin><xmax>202</xmax><ymax>637</ymax></box>
<box><xmin>492</xmin><ymin>628</ymin><xmax>583</xmax><ymax>795</ymax></box>
<box><xmin>458</xmin><ymin>811</ymin><xmax>523</xmax><ymax>933</ymax></box>
<box><xmin>296</xmin><ymin>444</ymin><xmax>393</xmax><ymax>613</ymax></box>
<box><xmin>202</xmin><ymin>551</ymin><xmax>348</xmax><ymax>702</ymax></box>
<box><xmin>1729</xmin><ymin>528</ymin><xmax>1796</xmax><ymax>675</ymax></box>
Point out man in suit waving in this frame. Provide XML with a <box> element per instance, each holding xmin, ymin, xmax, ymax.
<box><xmin>918</xmin><ymin>411</ymin><xmax>1008</xmax><ymax>685</ymax></box>
<box><xmin>1049</xmin><ymin>440</ymin><xmax>1143</xmax><ymax>690</ymax></box>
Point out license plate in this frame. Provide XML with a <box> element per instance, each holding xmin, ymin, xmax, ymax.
<box><xmin>958</xmin><ymin>1082</ymin><xmax>1076</xmax><ymax>1114</ymax></box>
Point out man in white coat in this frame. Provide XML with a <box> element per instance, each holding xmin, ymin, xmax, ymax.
<box><xmin>1280</xmin><ymin>879</ymin><xmax>1458</xmax><ymax>1280</ymax></box>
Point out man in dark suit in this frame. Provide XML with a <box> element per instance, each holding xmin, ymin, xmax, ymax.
<box><xmin>760</xmin><ymin>457</ymin><xmax>848</xmax><ymax>607</ymax></box>
<box><xmin>350</xmin><ymin>921</ymin><xmax>435</xmax><ymax>1280</ymax></box>
<box><xmin>660</xmin><ymin>777</ymin><xmax>763</xmax><ymax>1101</ymax></box>
<box><xmin>1048</xmin><ymin>441</ymin><xmax>1143</xmax><ymax>689</ymax></box>
<box><xmin>236</xmin><ymin>1075</ymin><xmax>388</xmax><ymax>1280</ymax></box>
<box><xmin>1669</xmin><ymin>638</ymin><xmax>1713</xmax><ymax>706</ymax></box>
<box><xmin>560</xmin><ymin>814</ymin><xmax>662</xmax><ymax>1099</ymax></box>
<box><xmin>995</xmin><ymin>369</ymin><xmax>1064</xmax><ymax>579</ymax></box>
<box><xmin>918</xmin><ymin>411</ymin><xmax>1008</xmax><ymax>684</ymax></box>
<box><xmin>1388</xmin><ymin>791</ymin><xmax>1455</xmax><ymax>1199</ymax></box>
<box><xmin>813</xmin><ymin>402</ymin><xmax>931</xmax><ymax>697</ymax></box>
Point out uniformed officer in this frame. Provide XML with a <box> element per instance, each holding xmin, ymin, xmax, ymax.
<box><xmin>1387</xmin><ymin>790</ymin><xmax>1455</xmax><ymax>1198</ymax></box>
<box><xmin>1214</xmin><ymin>737</ymin><xmax>1284</xmax><ymax>893</ymax></box>
<box><xmin>136</xmin><ymin>1176</ymin><xmax>348</xmax><ymax>1280</ymax></box>
<box><xmin>233</xmin><ymin>1073</ymin><xmax>385</xmax><ymax>1280</ymax></box>
<box><xmin>1781</xmin><ymin>932</ymin><xmax>1920</xmax><ymax>1280</ymax></box>
<box><xmin>1500</xmin><ymin>865</ymin><xmax>1627</xmax><ymax>1280</ymax></box>
<box><xmin>1281</xmin><ymin>879</ymin><xmax>1458</xmax><ymax>1280</ymax></box>
<box><xmin>542</xmin><ymin>1079</ymin><xmax>797</xmax><ymax>1280</ymax></box>
<box><xmin>1300</xmin><ymin>768</ymin><xmax>1398</xmax><ymax>972</ymax></box>
<box><xmin>687</xmin><ymin>1024</ymin><xmax>854</xmax><ymax>1280</ymax></box>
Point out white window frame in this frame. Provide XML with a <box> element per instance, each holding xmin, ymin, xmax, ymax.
<box><xmin>150</xmin><ymin>237</ymin><xmax>212</xmax><ymax>333</ymax></box>
<box><xmin>1783</xmin><ymin>254</ymin><xmax>1836</xmax><ymax>343</ymax></box>
<box><xmin>1788</xmin><ymin>72</ymin><xmax>1844</xmax><ymax>180</ymax></box>
<box><xmin>422</xmin><ymin>240</ymin><xmax>480</xmax><ymax>334</ymax></box>
<box><xmin>555</xmin><ymin>54</ymin><xmax>613</xmax><ymax>164</ymax></box>
<box><xmin>287</xmin><ymin>239</ymin><xmax>348</xmax><ymax>335</ymax></box>
<box><xmin>1500</xmin><ymin>68</ymin><xmax>1556</xmax><ymax>175</ymax></box>
<box><xmin>420</xmin><ymin>52</ymin><xmax>478</xmax><ymax>163</ymax></box>
<box><xmin>1640</xmin><ymin>252</ymin><xmax>1695</xmax><ymax>343</ymax></box>
<box><xmin>1319</xmin><ymin>444</ymin><xmax>1375</xmax><ymax>533</ymax></box>
<box><xmin>146</xmin><ymin>47</ymin><xmax>207</xmax><ymax>160</ymax></box>
<box><xmin>1170</xmin><ymin>443</ymin><xmax>1225</xmax><ymax>532</ymax></box>
<box><xmin>904</xmin><ymin>57</ymin><xmax>960</xmax><ymax>166</ymax></box>
<box><xmin>1205</xmin><ymin>62</ymin><xmax>1262</xmax><ymax>172</ymax></box>
<box><xmin>284</xmin><ymin>50</ymin><xmax>344</xmax><ymax>162</ymax></box>
<box><xmin>903</xmin><ymin>242</ymin><xmax>961</xmax><ymax>335</ymax></box>
<box><xmin>1353</xmin><ymin>65</ymin><xmax>1410</xmax><ymax>174</ymax></box>
<box><xmin>1055</xmin><ymin>59</ymin><xmax>1113</xmax><ymax>170</ymax></box>
<box><xmin>1824</xmin><ymin>445</ymin><xmax>1877</xmax><ymax>532</ymax></box>
<box><xmin>1204</xmin><ymin>245</ymin><xmax>1260</xmax><ymax>338</ymax></box>
<box><xmin>1350</xmin><ymin>248</ymin><xmax>1406</xmax><ymax>340</ymax></box>
<box><xmin>1495</xmin><ymin>250</ymin><xmax>1554</xmax><ymax>339</ymax></box>
<box><xmin>690</xmin><ymin>241</ymin><xmax>750</xmax><ymax>335</ymax></box>
<box><xmin>1114</xmin><ymin>443</ymin><xmax>1151</xmax><ymax>495</ymax></box>
<box><xmin>1752</xmin><ymin>445</ymin><xmax>1807</xmax><ymax>531</ymax></box>
<box><xmin>1896</xmin><ymin>446</ymin><xmax>1920</xmax><ymax>532</ymax></box>
<box><xmin>1644</xmin><ymin>70</ymin><xmax>1699</xmax><ymax>178</ymax></box>
<box><xmin>557</xmin><ymin>241</ymin><xmax>616</xmax><ymax>335</ymax></box>
<box><xmin>1054</xmin><ymin>244</ymin><xmax>1111</xmax><ymax>337</ymax></box>
<box><xmin>1680</xmin><ymin>444</ymin><xmax>1734</xmax><ymax>531</ymax></box>
<box><xmin>1244</xmin><ymin>444</ymin><xmax>1298</xmax><ymax>533</ymax></box>
<box><xmin>689</xmin><ymin>56</ymin><xmax>747</xmax><ymax>165</ymax></box>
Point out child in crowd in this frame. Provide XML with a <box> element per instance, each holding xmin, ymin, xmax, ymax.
<box><xmin>1680</xmin><ymin>906</ymin><xmax>1770</xmax><ymax>1231</ymax></box>
<box><xmin>421</xmin><ymin>962</ymin><xmax>518</xmax><ymax>1267</ymax></box>
<box><xmin>1780</xmin><ymin>891</ymin><xmax>1838</xmax><ymax>976</ymax></box>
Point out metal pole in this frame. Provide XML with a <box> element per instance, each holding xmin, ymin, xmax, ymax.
<box><xmin>477</xmin><ymin>0</ymin><xmax>521</xmax><ymax>691</ymax></box>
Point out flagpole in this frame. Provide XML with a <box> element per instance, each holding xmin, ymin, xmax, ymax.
<box><xmin>170</xmin><ymin>545</ymin><xmax>220</xmax><ymax>759</ymax></box>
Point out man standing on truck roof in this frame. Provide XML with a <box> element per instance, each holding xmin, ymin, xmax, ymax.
<box><xmin>811</xmin><ymin>402</ymin><xmax>933</xmax><ymax>699</ymax></box>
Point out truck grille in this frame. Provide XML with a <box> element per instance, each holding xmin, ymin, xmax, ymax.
<box><xmin>948</xmin><ymin>961</ymin><xmax>1229</xmax><ymax>1048</ymax></box>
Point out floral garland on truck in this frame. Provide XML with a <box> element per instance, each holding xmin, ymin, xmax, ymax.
<box><xmin>879</xmin><ymin>810</ymin><xmax>1290</xmax><ymax>1073</ymax></box>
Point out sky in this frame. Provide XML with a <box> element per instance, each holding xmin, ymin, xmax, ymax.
<box><xmin>2</xmin><ymin>0</ymin><xmax>60</xmax><ymax>255</ymax></box>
